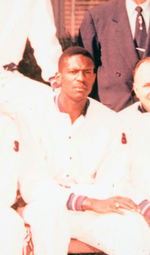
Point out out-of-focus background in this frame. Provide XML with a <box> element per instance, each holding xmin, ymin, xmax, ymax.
<box><xmin>52</xmin><ymin>0</ymin><xmax>108</xmax><ymax>46</ymax></box>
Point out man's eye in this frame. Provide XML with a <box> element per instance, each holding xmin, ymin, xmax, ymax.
<box><xmin>70</xmin><ymin>70</ymin><xmax>78</xmax><ymax>74</ymax></box>
<box><xmin>85</xmin><ymin>70</ymin><xmax>93</xmax><ymax>74</ymax></box>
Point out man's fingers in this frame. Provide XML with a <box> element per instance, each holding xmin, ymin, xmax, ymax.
<box><xmin>111</xmin><ymin>208</ymin><xmax>124</xmax><ymax>215</ymax></box>
<box><xmin>113</xmin><ymin>197</ymin><xmax>138</xmax><ymax>211</ymax></box>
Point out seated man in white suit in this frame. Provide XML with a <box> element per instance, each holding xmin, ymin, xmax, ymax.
<box><xmin>21</xmin><ymin>47</ymin><xmax>150</xmax><ymax>255</ymax></box>
<box><xmin>118</xmin><ymin>57</ymin><xmax>150</xmax><ymax>230</ymax></box>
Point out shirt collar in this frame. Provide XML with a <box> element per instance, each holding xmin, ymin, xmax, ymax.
<box><xmin>126</xmin><ymin>0</ymin><xmax>137</xmax><ymax>17</ymax></box>
<box><xmin>138</xmin><ymin>103</ymin><xmax>147</xmax><ymax>113</ymax></box>
<box><xmin>54</xmin><ymin>94</ymin><xmax>90</xmax><ymax>116</ymax></box>
<box><xmin>81</xmin><ymin>99</ymin><xmax>90</xmax><ymax>116</ymax></box>
<box><xmin>126</xmin><ymin>0</ymin><xmax>150</xmax><ymax>17</ymax></box>
<box><xmin>141</xmin><ymin>0</ymin><xmax>150</xmax><ymax>18</ymax></box>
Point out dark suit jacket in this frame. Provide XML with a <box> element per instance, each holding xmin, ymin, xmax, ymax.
<box><xmin>79</xmin><ymin>0</ymin><xmax>150</xmax><ymax>111</ymax></box>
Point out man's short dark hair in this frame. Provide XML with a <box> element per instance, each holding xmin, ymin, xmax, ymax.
<box><xmin>58</xmin><ymin>46</ymin><xmax>95</xmax><ymax>71</ymax></box>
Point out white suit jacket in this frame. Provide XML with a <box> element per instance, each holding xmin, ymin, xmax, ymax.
<box><xmin>2</xmin><ymin>85</ymin><xmax>132</xmax><ymax>204</ymax></box>
<box><xmin>118</xmin><ymin>102</ymin><xmax>150</xmax><ymax>203</ymax></box>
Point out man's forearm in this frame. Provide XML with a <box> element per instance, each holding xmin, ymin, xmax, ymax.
<box><xmin>67</xmin><ymin>193</ymin><xmax>138</xmax><ymax>215</ymax></box>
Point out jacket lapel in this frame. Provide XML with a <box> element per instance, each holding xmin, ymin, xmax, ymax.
<box><xmin>144</xmin><ymin>22</ymin><xmax>150</xmax><ymax>57</ymax></box>
<box><xmin>111</xmin><ymin>0</ymin><xmax>138</xmax><ymax>69</ymax></box>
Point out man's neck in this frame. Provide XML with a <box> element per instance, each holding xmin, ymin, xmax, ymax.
<box><xmin>58</xmin><ymin>94</ymin><xmax>87</xmax><ymax>124</ymax></box>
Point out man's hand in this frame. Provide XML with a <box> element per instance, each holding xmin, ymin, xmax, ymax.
<box><xmin>82</xmin><ymin>196</ymin><xmax>138</xmax><ymax>215</ymax></box>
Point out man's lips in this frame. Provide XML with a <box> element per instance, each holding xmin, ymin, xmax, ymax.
<box><xmin>73</xmin><ymin>84</ymin><xmax>87</xmax><ymax>91</ymax></box>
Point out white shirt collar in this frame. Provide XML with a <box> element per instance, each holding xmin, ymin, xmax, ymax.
<box><xmin>126</xmin><ymin>0</ymin><xmax>150</xmax><ymax>15</ymax></box>
<box><xmin>126</xmin><ymin>0</ymin><xmax>137</xmax><ymax>18</ymax></box>
<box><xmin>126</xmin><ymin>0</ymin><xmax>150</xmax><ymax>34</ymax></box>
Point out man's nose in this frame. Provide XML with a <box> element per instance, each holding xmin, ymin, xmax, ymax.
<box><xmin>76</xmin><ymin>71</ymin><xmax>85</xmax><ymax>80</ymax></box>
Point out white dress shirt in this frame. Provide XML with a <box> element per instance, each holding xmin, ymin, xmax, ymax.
<box><xmin>126</xmin><ymin>0</ymin><xmax>150</xmax><ymax>37</ymax></box>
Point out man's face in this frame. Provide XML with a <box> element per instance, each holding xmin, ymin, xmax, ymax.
<box><xmin>56</xmin><ymin>54</ymin><xmax>96</xmax><ymax>102</ymax></box>
<box><xmin>134</xmin><ymin>61</ymin><xmax>150</xmax><ymax>111</ymax></box>
<box><xmin>132</xmin><ymin>0</ymin><xmax>147</xmax><ymax>4</ymax></box>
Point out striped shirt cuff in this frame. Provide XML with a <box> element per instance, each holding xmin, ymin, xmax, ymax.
<box><xmin>138</xmin><ymin>200</ymin><xmax>150</xmax><ymax>218</ymax></box>
<box><xmin>66</xmin><ymin>193</ymin><xmax>87</xmax><ymax>211</ymax></box>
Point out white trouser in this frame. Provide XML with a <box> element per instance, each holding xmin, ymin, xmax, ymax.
<box><xmin>24</xmin><ymin>185</ymin><xmax>150</xmax><ymax>255</ymax></box>
<box><xmin>68</xmin><ymin>210</ymin><xmax>150</xmax><ymax>255</ymax></box>
<box><xmin>0</xmin><ymin>207</ymin><xmax>25</xmax><ymax>255</ymax></box>
<box><xmin>23</xmin><ymin>181</ymin><xmax>70</xmax><ymax>255</ymax></box>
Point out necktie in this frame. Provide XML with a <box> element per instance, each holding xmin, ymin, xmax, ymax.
<box><xmin>134</xmin><ymin>6</ymin><xmax>147</xmax><ymax>59</ymax></box>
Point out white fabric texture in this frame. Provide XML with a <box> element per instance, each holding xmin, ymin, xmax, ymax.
<box><xmin>7</xmin><ymin>88</ymin><xmax>131</xmax><ymax>201</ymax></box>
<box><xmin>2</xmin><ymin>85</ymin><xmax>150</xmax><ymax>255</ymax></box>
<box><xmin>0</xmin><ymin>113</ymin><xmax>25</xmax><ymax>254</ymax></box>
<box><xmin>23</xmin><ymin>91</ymin><xmax>150</xmax><ymax>255</ymax></box>
<box><xmin>0</xmin><ymin>114</ymin><xmax>19</xmax><ymax>207</ymax></box>
<box><xmin>0</xmin><ymin>0</ymin><xmax>61</xmax><ymax>80</ymax></box>
<box><xmin>119</xmin><ymin>104</ymin><xmax>150</xmax><ymax>203</ymax></box>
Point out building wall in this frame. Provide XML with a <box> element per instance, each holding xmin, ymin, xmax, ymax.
<box><xmin>52</xmin><ymin>0</ymin><xmax>109</xmax><ymax>39</ymax></box>
<box><xmin>64</xmin><ymin>0</ymin><xmax>108</xmax><ymax>36</ymax></box>
<box><xmin>51</xmin><ymin>0</ymin><xmax>64</xmax><ymax>37</ymax></box>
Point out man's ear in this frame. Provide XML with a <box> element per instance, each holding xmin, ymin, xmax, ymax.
<box><xmin>133</xmin><ymin>82</ymin><xmax>141</xmax><ymax>101</ymax></box>
<box><xmin>133</xmin><ymin>82</ymin><xmax>138</xmax><ymax>97</ymax></box>
<box><xmin>55</xmin><ymin>72</ymin><xmax>62</xmax><ymax>87</ymax></box>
